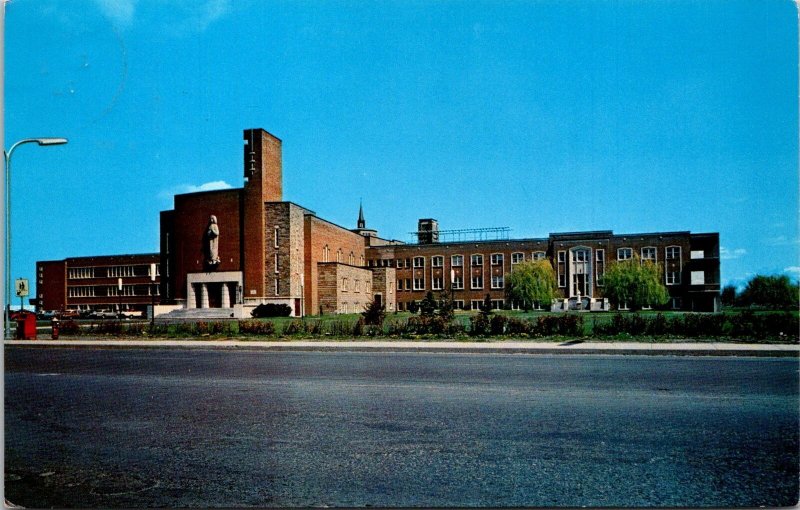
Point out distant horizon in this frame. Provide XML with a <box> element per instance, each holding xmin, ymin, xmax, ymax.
<box><xmin>6</xmin><ymin>0</ymin><xmax>798</xmax><ymax>294</ymax></box>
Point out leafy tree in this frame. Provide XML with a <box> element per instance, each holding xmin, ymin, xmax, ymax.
<box><xmin>361</xmin><ymin>298</ymin><xmax>386</xmax><ymax>326</ymax></box>
<box><xmin>407</xmin><ymin>300</ymin><xmax>419</xmax><ymax>314</ymax></box>
<box><xmin>480</xmin><ymin>293</ymin><xmax>493</xmax><ymax>316</ymax></box>
<box><xmin>738</xmin><ymin>275</ymin><xmax>799</xmax><ymax>310</ymax></box>
<box><xmin>720</xmin><ymin>285</ymin><xmax>737</xmax><ymax>308</ymax></box>
<box><xmin>419</xmin><ymin>291</ymin><xmax>438</xmax><ymax>317</ymax></box>
<box><xmin>437</xmin><ymin>292</ymin><xmax>455</xmax><ymax>321</ymax></box>
<box><xmin>602</xmin><ymin>256</ymin><xmax>669</xmax><ymax>311</ymax></box>
<box><xmin>505</xmin><ymin>260</ymin><xmax>558</xmax><ymax>311</ymax></box>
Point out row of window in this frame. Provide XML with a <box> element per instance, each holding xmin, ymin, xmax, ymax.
<box><xmin>341</xmin><ymin>278</ymin><xmax>371</xmax><ymax>293</ymax></box>
<box><xmin>67</xmin><ymin>285</ymin><xmax>160</xmax><ymax>298</ymax></box>
<box><xmin>322</xmin><ymin>245</ymin><xmax>365</xmax><ymax>266</ymax></box>
<box><xmin>373</xmin><ymin>246</ymin><xmax>700</xmax><ymax>270</ymax></box>
<box><xmin>64</xmin><ymin>264</ymin><xmax>159</xmax><ymax>280</ymax></box>
<box><xmin>396</xmin><ymin>274</ymin><xmax>507</xmax><ymax>291</ymax></box>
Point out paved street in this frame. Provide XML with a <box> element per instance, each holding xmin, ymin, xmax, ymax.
<box><xmin>5</xmin><ymin>347</ymin><xmax>799</xmax><ymax>507</ymax></box>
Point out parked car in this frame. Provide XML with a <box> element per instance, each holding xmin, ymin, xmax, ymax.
<box><xmin>61</xmin><ymin>310</ymin><xmax>81</xmax><ymax>319</ymax></box>
<box><xmin>118</xmin><ymin>310</ymin><xmax>142</xmax><ymax>320</ymax></box>
<box><xmin>89</xmin><ymin>309</ymin><xmax>115</xmax><ymax>319</ymax></box>
<box><xmin>37</xmin><ymin>310</ymin><xmax>56</xmax><ymax>320</ymax></box>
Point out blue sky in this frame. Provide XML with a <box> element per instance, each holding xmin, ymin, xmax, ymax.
<box><xmin>5</xmin><ymin>0</ymin><xmax>798</xmax><ymax>294</ymax></box>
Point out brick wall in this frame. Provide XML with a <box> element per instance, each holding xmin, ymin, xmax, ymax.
<box><xmin>304</xmin><ymin>215</ymin><xmax>368</xmax><ymax>316</ymax></box>
<box><xmin>317</xmin><ymin>262</ymin><xmax>373</xmax><ymax>315</ymax></box>
<box><xmin>370</xmin><ymin>267</ymin><xmax>396</xmax><ymax>312</ymax></box>
<box><xmin>168</xmin><ymin>189</ymin><xmax>242</xmax><ymax>302</ymax></box>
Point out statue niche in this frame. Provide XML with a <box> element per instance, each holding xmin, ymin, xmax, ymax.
<box><xmin>204</xmin><ymin>215</ymin><xmax>221</xmax><ymax>269</ymax></box>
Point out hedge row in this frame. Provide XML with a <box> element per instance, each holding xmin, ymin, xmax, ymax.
<box><xmin>56</xmin><ymin>311</ymin><xmax>798</xmax><ymax>342</ymax></box>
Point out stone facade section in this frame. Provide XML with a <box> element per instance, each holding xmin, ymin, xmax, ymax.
<box><xmin>304</xmin><ymin>216</ymin><xmax>368</xmax><ymax>316</ymax></box>
<box><xmin>369</xmin><ymin>267</ymin><xmax>396</xmax><ymax>312</ymax></box>
<box><xmin>317</xmin><ymin>262</ymin><xmax>374</xmax><ymax>315</ymax></box>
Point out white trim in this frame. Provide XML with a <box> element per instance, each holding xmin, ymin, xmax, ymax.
<box><xmin>451</xmin><ymin>254</ymin><xmax>463</xmax><ymax>267</ymax></box>
<box><xmin>431</xmin><ymin>255</ymin><xmax>444</xmax><ymax>268</ymax></box>
<box><xmin>617</xmin><ymin>247</ymin><xmax>633</xmax><ymax>260</ymax></box>
<box><xmin>641</xmin><ymin>246</ymin><xmax>657</xmax><ymax>263</ymax></box>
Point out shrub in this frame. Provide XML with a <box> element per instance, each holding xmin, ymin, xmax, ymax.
<box><xmin>328</xmin><ymin>320</ymin><xmax>354</xmax><ymax>336</ymax></box>
<box><xmin>505</xmin><ymin>317</ymin><xmax>531</xmax><ymax>336</ymax></box>
<box><xmin>557</xmin><ymin>314</ymin><xmax>584</xmax><ymax>336</ymax></box>
<box><xmin>251</xmin><ymin>303</ymin><xmax>292</xmax><ymax>318</ymax></box>
<box><xmin>282</xmin><ymin>319</ymin><xmax>305</xmax><ymax>335</ymax></box>
<box><xmin>470</xmin><ymin>314</ymin><xmax>490</xmax><ymax>336</ymax></box>
<box><xmin>59</xmin><ymin>320</ymin><xmax>81</xmax><ymax>336</ymax></box>
<box><xmin>490</xmin><ymin>314</ymin><xmax>507</xmax><ymax>335</ymax></box>
<box><xmin>352</xmin><ymin>318</ymin><xmax>365</xmax><ymax>336</ymax></box>
<box><xmin>407</xmin><ymin>301</ymin><xmax>419</xmax><ymax>314</ymax></box>
<box><xmin>238</xmin><ymin>320</ymin><xmax>275</xmax><ymax>335</ymax></box>
<box><xmin>196</xmin><ymin>321</ymin><xmax>227</xmax><ymax>335</ymax></box>
<box><xmin>419</xmin><ymin>292</ymin><xmax>438</xmax><ymax>317</ymax></box>
<box><xmin>361</xmin><ymin>299</ymin><xmax>386</xmax><ymax>326</ymax></box>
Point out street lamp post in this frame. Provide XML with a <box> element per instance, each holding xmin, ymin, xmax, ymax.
<box><xmin>4</xmin><ymin>138</ymin><xmax>68</xmax><ymax>339</ymax></box>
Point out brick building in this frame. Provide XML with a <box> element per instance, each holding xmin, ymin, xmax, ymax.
<box><xmin>37</xmin><ymin>127</ymin><xmax>721</xmax><ymax>316</ymax></box>
<box><xmin>365</xmin><ymin>224</ymin><xmax>721</xmax><ymax>312</ymax></box>
<box><xmin>35</xmin><ymin>253</ymin><xmax>161</xmax><ymax>315</ymax></box>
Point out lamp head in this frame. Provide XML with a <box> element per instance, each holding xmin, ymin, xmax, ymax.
<box><xmin>35</xmin><ymin>138</ymin><xmax>68</xmax><ymax>146</ymax></box>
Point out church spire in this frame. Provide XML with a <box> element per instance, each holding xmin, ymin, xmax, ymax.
<box><xmin>357</xmin><ymin>199</ymin><xmax>365</xmax><ymax>229</ymax></box>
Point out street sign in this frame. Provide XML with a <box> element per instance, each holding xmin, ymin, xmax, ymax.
<box><xmin>15</xmin><ymin>278</ymin><xmax>29</xmax><ymax>297</ymax></box>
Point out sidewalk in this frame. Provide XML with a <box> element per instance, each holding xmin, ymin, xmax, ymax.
<box><xmin>5</xmin><ymin>338</ymin><xmax>799</xmax><ymax>357</ymax></box>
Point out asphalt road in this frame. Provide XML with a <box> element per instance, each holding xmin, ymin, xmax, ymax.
<box><xmin>5</xmin><ymin>348</ymin><xmax>799</xmax><ymax>507</ymax></box>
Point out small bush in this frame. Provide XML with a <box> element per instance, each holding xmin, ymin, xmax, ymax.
<box><xmin>328</xmin><ymin>320</ymin><xmax>354</xmax><ymax>336</ymax></box>
<box><xmin>470</xmin><ymin>314</ymin><xmax>490</xmax><ymax>336</ymax></box>
<box><xmin>59</xmin><ymin>320</ymin><xmax>81</xmax><ymax>336</ymax></box>
<box><xmin>490</xmin><ymin>314</ymin><xmax>507</xmax><ymax>335</ymax></box>
<box><xmin>238</xmin><ymin>320</ymin><xmax>275</xmax><ymax>335</ymax></box>
<box><xmin>361</xmin><ymin>299</ymin><xmax>386</xmax><ymax>326</ymax></box>
<box><xmin>506</xmin><ymin>317</ymin><xmax>531</xmax><ymax>336</ymax></box>
<box><xmin>558</xmin><ymin>314</ymin><xmax>584</xmax><ymax>336</ymax></box>
<box><xmin>282</xmin><ymin>319</ymin><xmax>305</xmax><ymax>335</ymax></box>
<box><xmin>251</xmin><ymin>303</ymin><xmax>292</xmax><ymax>318</ymax></box>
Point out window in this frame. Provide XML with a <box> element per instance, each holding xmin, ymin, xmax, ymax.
<box><xmin>574</xmin><ymin>250</ymin><xmax>588</xmax><ymax>262</ymax></box>
<box><xmin>275</xmin><ymin>278</ymin><xmax>279</xmax><ymax>296</ymax></box>
<box><xmin>670</xmin><ymin>297</ymin><xmax>682</xmax><ymax>310</ymax></box>
<box><xmin>511</xmin><ymin>252</ymin><xmax>524</xmax><ymax>264</ymax></box>
<box><xmin>559</xmin><ymin>274</ymin><xmax>566</xmax><ymax>287</ymax></box>
<box><xmin>666</xmin><ymin>271</ymin><xmax>680</xmax><ymax>285</ymax></box>
<box><xmin>691</xmin><ymin>271</ymin><xmax>705</xmax><ymax>285</ymax></box>
<box><xmin>405</xmin><ymin>278</ymin><xmax>411</xmax><ymax>290</ymax></box>
<box><xmin>67</xmin><ymin>286</ymin><xmax>95</xmax><ymax>298</ymax></box>
<box><xmin>413</xmin><ymin>278</ymin><xmax>425</xmax><ymax>290</ymax></box>
<box><xmin>452</xmin><ymin>275</ymin><xmax>464</xmax><ymax>289</ymax></box>
<box><xmin>533</xmin><ymin>251</ymin><xmax>546</xmax><ymax>261</ymax></box>
<box><xmin>349</xmin><ymin>252</ymin><xmax>355</xmax><ymax>265</ymax></box>
<box><xmin>453</xmin><ymin>300</ymin><xmax>465</xmax><ymax>310</ymax></box>
<box><xmin>491</xmin><ymin>275</ymin><xmax>504</xmax><ymax>289</ymax></box>
<box><xmin>432</xmin><ymin>277</ymin><xmax>443</xmax><ymax>290</ymax></box>
<box><xmin>355</xmin><ymin>280</ymin><xmax>361</xmax><ymax>292</ymax></box>
<box><xmin>405</xmin><ymin>258</ymin><xmax>411</xmax><ymax>268</ymax></box>
<box><xmin>558</xmin><ymin>251</ymin><xmax>566</xmax><ymax>263</ymax></box>
<box><xmin>274</xmin><ymin>226</ymin><xmax>279</xmax><ymax>248</ymax></box>
<box><xmin>432</xmin><ymin>256</ymin><xmax>444</xmax><ymax>268</ymax></box>
<box><xmin>491</xmin><ymin>253</ymin><xmax>503</xmax><ymax>266</ymax></box>
<box><xmin>690</xmin><ymin>250</ymin><xmax>704</xmax><ymax>259</ymax></box>
<box><xmin>397</xmin><ymin>279</ymin><xmax>403</xmax><ymax>291</ymax></box>
<box><xmin>471</xmin><ymin>254</ymin><xmax>483</xmax><ymax>266</ymax></box>
<box><xmin>68</xmin><ymin>267</ymin><xmax>94</xmax><ymax>279</ymax></box>
<box><xmin>451</xmin><ymin>255</ymin><xmax>463</xmax><ymax>267</ymax></box>
<box><xmin>274</xmin><ymin>253</ymin><xmax>279</xmax><ymax>273</ymax></box>
<box><xmin>641</xmin><ymin>247</ymin><xmax>656</xmax><ymax>262</ymax></box>
<box><xmin>108</xmin><ymin>266</ymin><xmax>135</xmax><ymax>278</ymax></box>
<box><xmin>471</xmin><ymin>275</ymin><xmax>483</xmax><ymax>289</ymax></box>
<box><xmin>617</xmin><ymin>248</ymin><xmax>633</xmax><ymax>260</ymax></box>
<box><xmin>342</xmin><ymin>278</ymin><xmax>349</xmax><ymax>291</ymax></box>
<box><xmin>471</xmin><ymin>300</ymin><xmax>483</xmax><ymax>310</ymax></box>
<box><xmin>323</xmin><ymin>245</ymin><xmax>330</xmax><ymax>263</ymax></box>
<box><xmin>396</xmin><ymin>259</ymin><xmax>404</xmax><ymax>269</ymax></box>
<box><xmin>365</xmin><ymin>280</ymin><xmax>371</xmax><ymax>294</ymax></box>
<box><xmin>596</xmin><ymin>249</ymin><xmax>605</xmax><ymax>286</ymax></box>
<box><xmin>666</xmin><ymin>246</ymin><xmax>681</xmax><ymax>260</ymax></box>
<box><xmin>491</xmin><ymin>300</ymin><xmax>504</xmax><ymax>310</ymax></box>
<box><xmin>337</xmin><ymin>250</ymin><xmax>342</xmax><ymax>263</ymax></box>
<box><xmin>413</xmin><ymin>256</ymin><xmax>424</xmax><ymax>268</ymax></box>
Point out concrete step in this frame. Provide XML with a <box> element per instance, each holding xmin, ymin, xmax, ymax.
<box><xmin>157</xmin><ymin>308</ymin><xmax>237</xmax><ymax>320</ymax></box>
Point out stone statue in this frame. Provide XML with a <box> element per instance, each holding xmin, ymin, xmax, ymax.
<box><xmin>205</xmin><ymin>215</ymin><xmax>220</xmax><ymax>266</ymax></box>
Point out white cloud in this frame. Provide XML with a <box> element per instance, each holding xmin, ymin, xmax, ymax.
<box><xmin>90</xmin><ymin>0</ymin><xmax>231</xmax><ymax>33</ymax></box>
<box><xmin>719</xmin><ymin>246</ymin><xmax>747</xmax><ymax>260</ymax></box>
<box><xmin>159</xmin><ymin>180</ymin><xmax>234</xmax><ymax>201</ymax></box>
<box><xmin>91</xmin><ymin>0</ymin><xmax>138</xmax><ymax>29</ymax></box>
<box><xmin>784</xmin><ymin>266</ymin><xmax>800</xmax><ymax>275</ymax></box>
<box><xmin>764</xmin><ymin>235</ymin><xmax>800</xmax><ymax>246</ymax></box>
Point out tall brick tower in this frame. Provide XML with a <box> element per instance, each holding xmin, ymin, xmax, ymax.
<box><xmin>242</xmin><ymin>128</ymin><xmax>283</xmax><ymax>299</ymax></box>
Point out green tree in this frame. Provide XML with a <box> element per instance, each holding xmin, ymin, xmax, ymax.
<box><xmin>720</xmin><ymin>285</ymin><xmax>737</xmax><ymax>308</ymax></box>
<box><xmin>361</xmin><ymin>297</ymin><xmax>386</xmax><ymax>326</ymax></box>
<box><xmin>419</xmin><ymin>291</ymin><xmax>438</xmax><ymax>317</ymax></box>
<box><xmin>505</xmin><ymin>260</ymin><xmax>558</xmax><ymax>311</ymax></box>
<box><xmin>437</xmin><ymin>291</ymin><xmax>455</xmax><ymax>321</ymax></box>
<box><xmin>738</xmin><ymin>274</ymin><xmax>799</xmax><ymax>310</ymax></box>
<box><xmin>480</xmin><ymin>293</ymin><xmax>493</xmax><ymax>316</ymax></box>
<box><xmin>602</xmin><ymin>256</ymin><xmax>669</xmax><ymax>311</ymax></box>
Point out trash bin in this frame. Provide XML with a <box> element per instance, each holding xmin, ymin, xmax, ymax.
<box><xmin>16</xmin><ymin>312</ymin><xmax>37</xmax><ymax>340</ymax></box>
<box><xmin>51</xmin><ymin>317</ymin><xmax>60</xmax><ymax>340</ymax></box>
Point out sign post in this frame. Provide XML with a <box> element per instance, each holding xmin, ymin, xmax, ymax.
<box><xmin>15</xmin><ymin>278</ymin><xmax>29</xmax><ymax>312</ymax></box>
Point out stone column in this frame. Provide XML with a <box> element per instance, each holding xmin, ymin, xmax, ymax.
<box><xmin>187</xmin><ymin>283</ymin><xmax>196</xmax><ymax>309</ymax></box>
<box><xmin>200</xmin><ymin>283</ymin><xmax>209</xmax><ymax>309</ymax></box>
<box><xmin>221</xmin><ymin>282</ymin><xmax>231</xmax><ymax>308</ymax></box>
